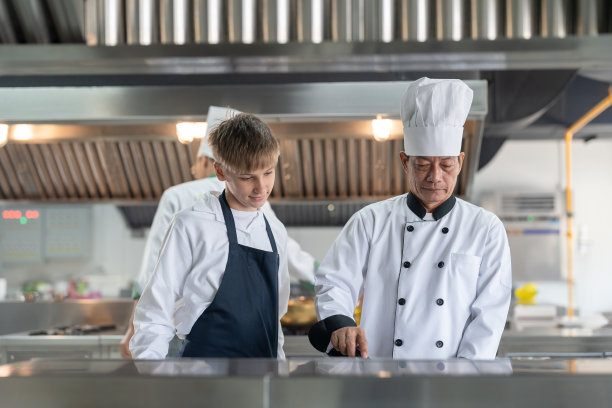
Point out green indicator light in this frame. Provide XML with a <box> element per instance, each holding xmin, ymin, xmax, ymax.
<box><xmin>527</xmin><ymin>215</ymin><xmax>534</xmax><ymax>222</ymax></box>
<box><xmin>20</xmin><ymin>216</ymin><xmax>27</xmax><ymax>225</ymax></box>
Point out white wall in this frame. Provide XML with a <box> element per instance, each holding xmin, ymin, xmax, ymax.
<box><xmin>473</xmin><ymin>138</ymin><xmax>612</xmax><ymax>316</ymax></box>
<box><xmin>285</xmin><ymin>227</ymin><xmax>342</xmax><ymax>262</ymax></box>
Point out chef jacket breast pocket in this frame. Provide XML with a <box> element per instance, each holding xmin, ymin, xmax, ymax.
<box><xmin>449</xmin><ymin>253</ymin><xmax>482</xmax><ymax>302</ymax></box>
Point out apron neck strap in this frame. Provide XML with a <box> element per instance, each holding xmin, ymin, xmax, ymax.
<box><xmin>219</xmin><ymin>190</ymin><xmax>278</xmax><ymax>253</ymax></box>
<box><xmin>263</xmin><ymin>216</ymin><xmax>277</xmax><ymax>254</ymax></box>
<box><xmin>219</xmin><ymin>190</ymin><xmax>238</xmax><ymax>244</ymax></box>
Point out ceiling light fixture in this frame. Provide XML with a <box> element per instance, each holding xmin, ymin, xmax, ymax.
<box><xmin>372</xmin><ymin>115</ymin><xmax>392</xmax><ymax>141</ymax></box>
<box><xmin>12</xmin><ymin>124</ymin><xmax>34</xmax><ymax>141</ymax></box>
<box><xmin>176</xmin><ymin>122</ymin><xmax>207</xmax><ymax>144</ymax></box>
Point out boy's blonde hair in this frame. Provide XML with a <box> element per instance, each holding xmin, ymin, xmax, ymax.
<box><xmin>208</xmin><ymin>113</ymin><xmax>280</xmax><ymax>174</ymax></box>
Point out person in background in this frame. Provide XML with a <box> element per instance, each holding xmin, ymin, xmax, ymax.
<box><xmin>120</xmin><ymin>106</ymin><xmax>316</xmax><ymax>358</ymax></box>
<box><xmin>309</xmin><ymin>77</ymin><xmax>512</xmax><ymax>359</ymax></box>
<box><xmin>130</xmin><ymin>112</ymin><xmax>289</xmax><ymax>359</ymax></box>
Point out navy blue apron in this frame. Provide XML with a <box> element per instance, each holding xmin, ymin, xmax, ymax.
<box><xmin>180</xmin><ymin>190</ymin><xmax>279</xmax><ymax>358</ymax></box>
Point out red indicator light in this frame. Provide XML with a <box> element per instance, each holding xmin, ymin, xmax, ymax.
<box><xmin>1</xmin><ymin>210</ymin><xmax>38</xmax><ymax>220</ymax></box>
<box><xmin>25</xmin><ymin>210</ymin><xmax>39</xmax><ymax>219</ymax></box>
<box><xmin>2</xmin><ymin>210</ymin><xmax>22</xmax><ymax>219</ymax></box>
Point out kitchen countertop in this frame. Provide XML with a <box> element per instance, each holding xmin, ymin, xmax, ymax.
<box><xmin>2</xmin><ymin>357</ymin><xmax>612</xmax><ymax>408</ymax></box>
<box><xmin>3</xmin><ymin>325</ymin><xmax>612</xmax><ymax>407</ymax></box>
<box><xmin>0</xmin><ymin>332</ymin><xmax>127</xmax><ymax>364</ymax></box>
<box><xmin>4</xmin><ymin>326</ymin><xmax>612</xmax><ymax>359</ymax></box>
<box><xmin>286</xmin><ymin>328</ymin><xmax>612</xmax><ymax>357</ymax></box>
<box><xmin>498</xmin><ymin>322</ymin><xmax>612</xmax><ymax>357</ymax></box>
<box><xmin>0</xmin><ymin>332</ymin><xmax>124</xmax><ymax>346</ymax></box>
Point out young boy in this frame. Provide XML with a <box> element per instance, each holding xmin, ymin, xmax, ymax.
<box><xmin>130</xmin><ymin>113</ymin><xmax>289</xmax><ymax>359</ymax></box>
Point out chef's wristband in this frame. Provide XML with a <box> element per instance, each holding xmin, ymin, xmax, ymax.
<box><xmin>308</xmin><ymin>314</ymin><xmax>357</xmax><ymax>353</ymax></box>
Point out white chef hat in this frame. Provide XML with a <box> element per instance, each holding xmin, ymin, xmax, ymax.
<box><xmin>197</xmin><ymin>106</ymin><xmax>242</xmax><ymax>158</ymax></box>
<box><xmin>401</xmin><ymin>77</ymin><xmax>473</xmax><ymax>156</ymax></box>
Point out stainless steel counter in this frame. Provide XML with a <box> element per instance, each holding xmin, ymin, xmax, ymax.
<box><xmin>0</xmin><ymin>299</ymin><xmax>134</xmax><ymax>335</ymax></box>
<box><xmin>499</xmin><ymin>325</ymin><xmax>612</xmax><ymax>357</ymax></box>
<box><xmin>288</xmin><ymin>328</ymin><xmax>612</xmax><ymax>358</ymax></box>
<box><xmin>1</xmin><ymin>357</ymin><xmax>612</xmax><ymax>408</ymax></box>
<box><xmin>5</xmin><ymin>328</ymin><xmax>612</xmax><ymax>366</ymax></box>
<box><xmin>0</xmin><ymin>334</ymin><xmax>319</xmax><ymax>365</ymax></box>
<box><xmin>0</xmin><ymin>299</ymin><xmax>134</xmax><ymax>364</ymax></box>
<box><xmin>0</xmin><ymin>334</ymin><xmax>124</xmax><ymax>363</ymax></box>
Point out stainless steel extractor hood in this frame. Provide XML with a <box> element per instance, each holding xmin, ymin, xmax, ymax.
<box><xmin>1</xmin><ymin>0</ymin><xmax>612</xmax><ymax>227</ymax></box>
<box><xmin>0</xmin><ymin>79</ymin><xmax>487</xmax><ymax>205</ymax></box>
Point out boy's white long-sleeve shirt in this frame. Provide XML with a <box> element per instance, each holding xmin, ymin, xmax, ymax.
<box><xmin>136</xmin><ymin>177</ymin><xmax>314</xmax><ymax>294</ymax></box>
<box><xmin>130</xmin><ymin>191</ymin><xmax>290</xmax><ymax>359</ymax></box>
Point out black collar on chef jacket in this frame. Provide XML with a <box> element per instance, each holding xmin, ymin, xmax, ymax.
<box><xmin>406</xmin><ymin>191</ymin><xmax>456</xmax><ymax>221</ymax></box>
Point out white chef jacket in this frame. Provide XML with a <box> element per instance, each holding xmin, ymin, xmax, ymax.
<box><xmin>130</xmin><ymin>191</ymin><xmax>290</xmax><ymax>359</ymax></box>
<box><xmin>135</xmin><ymin>177</ymin><xmax>314</xmax><ymax>295</ymax></box>
<box><xmin>315</xmin><ymin>193</ymin><xmax>512</xmax><ymax>359</ymax></box>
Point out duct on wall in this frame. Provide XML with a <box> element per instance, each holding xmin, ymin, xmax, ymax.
<box><xmin>331</xmin><ymin>0</ymin><xmax>395</xmax><ymax>43</ymax></box>
<box><xmin>471</xmin><ymin>0</ymin><xmax>500</xmax><ymax>40</ymax></box>
<box><xmin>541</xmin><ymin>0</ymin><xmax>570</xmax><ymax>38</ymax></box>
<box><xmin>126</xmin><ymin>0</ymin><xmax>158</xmax><ymax>45</ymax></box>
<box><xmin>160</xmin><ymin>0</ymin><xmax>192</xmax><ymax>44</ymax></box>
<box><xmin>262</xmin><ymin>0</ymin><xmax>290</xmax><ymax>44</ymax></box>
<box><xmin>576</xmin><ymin>0</ymin><xmax>606</xmax><ymax>37</ymax></box>
<box><xmin>1</xmin><ymin>0</ymin><xmax>609</xmax><ymax>46</ymax></box>
<box><xmin>436</xmin><ymin>0</ymin><xmax>464</xmax><ymax>41</ymax></box>
<box><xmin>506</xmin><ymin>0</ymin><xmax>537</xmax><ymax>39</ymax></box>
<box><xmin>71</xmin><ymin>0</ymin><xmax>612</xmax><ymax>46</ymax></box>
<box><xmin>400</xmin><ymin>0</ymin><xmax>429</xmax><ymax>42</ymax></box>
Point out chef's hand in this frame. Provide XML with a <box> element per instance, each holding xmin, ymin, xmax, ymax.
<box><xmin>331</xmin><ymin>327</ymin><xmax>369</xmax><ymax>358</ymax></box>
<box><xmin>119</xmin><ymin>322</ymin><xmax>134</xmax><ymax>359</ymax></box>
<box><xmin>120</xmin><ymin>301</ymin><xmax>138</xmax><ymax>359</ymax></box>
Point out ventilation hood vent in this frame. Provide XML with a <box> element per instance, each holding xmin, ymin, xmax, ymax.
<box><xmin>481</xmin><ymin>191</ymin><xmax>563</xmax><ymax>217</ymax></box>
<box><xmin>0</xmin><ymin>82</ymin><xmax>486</xmax><ymax>205</ymax></box>
<box><xmin>500</xmin><ymin>193</ymin><xmax>559</xmax><ymax>214</ymax></box>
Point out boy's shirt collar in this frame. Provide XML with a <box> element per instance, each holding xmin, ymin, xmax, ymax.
<box><xmin>192</xmin><ymin>191</ymin><xmax>264</xmax><ymax>233</ymax></box>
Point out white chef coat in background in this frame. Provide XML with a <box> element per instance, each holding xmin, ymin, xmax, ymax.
<box><xmin>315</xmin><ymin>194</ymin><xmax>512</xmax><ymax>360</ymax></box>
<box><xmin>130</xmin><ymin>191</ymin><xmax>290</xmax><ymax>359</ymax></box>
<box><xmin>135</xmin><ymin>177</ymin><xmax>315</xmax><ymax>294</ymax></box>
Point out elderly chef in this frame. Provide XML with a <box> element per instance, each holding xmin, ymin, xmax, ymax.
<box><xmin>309</xmin><ymin>77</ymin><xmax>512</xmax><ymax>359</ymax></box>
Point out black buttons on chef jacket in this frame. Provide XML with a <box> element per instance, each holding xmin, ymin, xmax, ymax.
<box><xmin>398</xmin><ymin>298</ymin><xmax>406</xmax><ymax>305</ymax></box>
<box><xmin>437</xmin><ymin>261</ymin><xmax>445</xmax><ymax>268</ymax></box>
<box><xmin>407</xmin><ymin>225</ymin><xmax>414</xmax><ymax>232</ymax></box>
<box><xmin>436</xmin><ymin>298</ymin><xmax>444</xmax><ymax>306</ymax></box>
<box><xmin>436</xmin><ymin>341</ymin><xmax>444</xmax><ymax>348</ymax></box>
<box><xmin>403</xmin><ymin>261</ymin><xmax>411</xmax><ymax>268</ymax></box>
<box><xmin>395</xmin><ymin>339</ymin><xmax>403</xmax><ymax>347</ymax></box>
<box><xmin>441</xmin><ymin>227</ymin><xmax>449</xmax><ymax>234</ymax></box>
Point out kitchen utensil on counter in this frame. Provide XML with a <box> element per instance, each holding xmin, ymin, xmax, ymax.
<box><xmin>515</xmin><ymin>282</ymin><xmax>538</xmax><ymax>305</ymax></box>
<box><xmin>28</xmin><ymin>324</ymin><xmax>118</xmax><ymax>336</ymax></box>
<box><xmin>282</xmin><ymin>282</ymin><xmax>318</xmax><ymax>334</ymax></box>
<box><xmin>281</xmin><ymin>296</ymin><xmax>317</xmax><ymax>327</ymax></box>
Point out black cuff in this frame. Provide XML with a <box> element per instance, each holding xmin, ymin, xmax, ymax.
<box><xmin>308</xmin><ymin>314</ymin><xmax>357</xmax><ymax>353</ymax></box>
<box><xmin>327</xmin><ymin>348</ymin><xmax>361</xmax><ymax>357</ymax></box>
